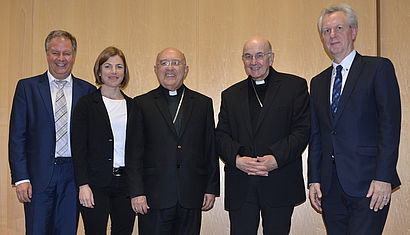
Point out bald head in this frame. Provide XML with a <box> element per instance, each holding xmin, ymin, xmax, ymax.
<box><xmin>243</xmin><ymin>36</ymin><xmax>272</xmax><ymax>55</ymax></box>
<box><xmin>156</xmin><ymin>47</ymin><xmax>187</xmax><ymax>65</ymax></box>
<box><xmin>242</xmin><ymin>36</ymin><xmax>273</xmax><ymax>81</ymax></box>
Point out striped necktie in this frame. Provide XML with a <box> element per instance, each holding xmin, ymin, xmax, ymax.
<box><xmin>55</xmin><ymin>80</ymin><xmax>68</xmax><ymax>156</ymax></box>
<box><xmin>331</xmin><ymin>65</ymin><xmax>343</xmax><ymax>114</ymax></box>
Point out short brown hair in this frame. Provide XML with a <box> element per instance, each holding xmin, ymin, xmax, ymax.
<box><xmin>94</xmin><ymin>46</ymin><xmax>130</xmax><ymax>89</ymax></box>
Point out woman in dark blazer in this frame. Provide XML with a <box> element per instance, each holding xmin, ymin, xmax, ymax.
<box><xmin>72</xmin><ymin>46</ymin><xmax>135</xmax><ymax>235</ymax></box>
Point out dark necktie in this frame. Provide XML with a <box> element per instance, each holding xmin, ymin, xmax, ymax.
<box><xmin>331</xmin><ymin>65</ymin><xmax>343</xmax><ymax>114</ymax></box>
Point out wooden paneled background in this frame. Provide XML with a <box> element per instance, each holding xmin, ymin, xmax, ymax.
<box><xmin>1</xmin><ymin>0</ymin><xmax>408</xmax><ymax>234</ymax></box>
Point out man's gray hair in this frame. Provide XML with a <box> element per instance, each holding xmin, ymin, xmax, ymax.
<box><xmin>318</xmin><ymin>3</ymin><xmax>358</xmax><ymax>33</ymax></box>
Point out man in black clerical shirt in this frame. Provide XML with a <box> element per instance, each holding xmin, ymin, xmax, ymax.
<box><xmin>216</xmin><ymin>36</ymin><xmax>310</xmax><ymax>235</ymax></box>
<box><xmin>127</xmin><ymin>48</ymin><xmax>220</xmax><ymax>235</ymax></box>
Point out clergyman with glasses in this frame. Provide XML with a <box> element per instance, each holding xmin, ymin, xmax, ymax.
<box><xmin>126</xmin><ymin>47</ymin><xmax>220</xmax><ymax>235</ymax></box>
<box><xmin>216</xmin><ymin>36</ymin><xmax>310</xmax><ymax>235</ymax></box>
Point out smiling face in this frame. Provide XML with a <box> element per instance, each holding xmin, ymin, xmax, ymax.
<box><xmin>242</xmin><ymin>37</ymin><xmax>273</xmax><ymax>81</ymax></box>
<box><xmin>321</xmin><ymin>11</ymin><xmax>358</xmax><ymax>63</ymax></box>
<box><xmin>100</xmin><ymin>55</ymin><xmax>125</xmax><ymax>89</ymax></box>
<box><xmin>154</xmin><ymin>48</ymin><xmax>189</xmax><ymax>91</ymax></box>
<box><xmin>46</xmin><ymin>37</ymin><xmax>75</xmax><ymax>80</ymax></box>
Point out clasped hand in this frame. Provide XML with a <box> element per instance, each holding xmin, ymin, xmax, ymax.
<box><xmin>236</xmin><ymin>154</ymin><xmax>278</xmax><ymax>176</ymax></box>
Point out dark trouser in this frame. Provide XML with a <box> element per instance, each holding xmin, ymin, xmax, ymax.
<box><xmin>24</xmin><ymin>158</ymin><xmax>79</xmax><ymax>235</ymax></box>
<box><xmin>138</xmin><ymin>202</ymin><xmax>202</xmax><ymax>235</ymax></box>
<box><xmin>229</xmin><ymin>179</ymin><xmax>294</xmax><ymax>235</ymax></box>
<box><xmin>322</xmin><ymin>164</ymin><xmax>389</xmax><ymax>235</ymax></box>
<box><xmin>80</xmin><ymin>175</ymin><xmax>135</xmax><ymax>235</ymax></box>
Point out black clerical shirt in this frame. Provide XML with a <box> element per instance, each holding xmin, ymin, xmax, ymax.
<box><xmin>161</xmin><ymin>85</ymin><xmax>185</xmax><ymax>136</ymax></box>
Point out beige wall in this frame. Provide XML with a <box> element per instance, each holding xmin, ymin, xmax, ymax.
<box><xmin>380</xmin><ymin>1</ymin><xmax>410</xmax><ymax>234</ymax></box>
<box><xmin>1</xmin><ymin>0</ymin><xmax>408</xmax><ymax>234</ymax></box>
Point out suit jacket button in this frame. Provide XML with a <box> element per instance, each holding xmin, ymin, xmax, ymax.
<box><xmin>177</xmin><ymin>145</ymin><xmax>182</xmax><ymax>149</ymax></box>
<box><xmin>331</xmin><ymin>130</ymin><xmax>336</xmax><ymax>135</ymax></box>
<box><xmin>176</xmin><ymin>164</ymin><xmax>181</xmax><ymax>168</ymax></box>
<box><xmin>108</xmin><ymin>139</ymin><xmax>113</xmax><ymax>142</ymax></box>
<box><xmin>108</xmin><ymin>158</ymin><xmax>112</xmax><ymax>161</ymax></box>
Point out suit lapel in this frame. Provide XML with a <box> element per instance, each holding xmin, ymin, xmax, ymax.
<box><xmin>238</xmin><ymin>80</ymin><xmax>253</xmax><ymax>138</ymax></box>
<box><xmin>319</xmin><ymin>66</ymin><xmax>333</xmax><ymax>122</ymax></box>
<box><xmin>92</xmin><ymin>89</ymin><xmax>112</xmax><ymax>132</ymax></box>
<box><xmin>71</xmin><ymin>76</ymin><xmax>84</xmax><ymax>117</ymax></box>
<box><xmin>153</xmin><ymin>87</ymin><xmax>178</xmax><ymax>136</ymax></box>
<box><xmin>332</xmin><ymin>53</ymin><xmax>363</xmax><ymax>125</ymax></box>
<box><xmin>254</xmin><ymin>69</ymin><xmax>281</xmax><ymax>133</ymax></box>
<box><xmin>124</xmin><ymin>94</ymin><xmax>133</xmax><ymax>132</ymax></box>
<box><xmin>124</xmin><ymin>92</ymin><xmax>133</xmax><ymax>120</ymax></box>
<box><xmin>38</xmin><ymin>72</ymin><xmax>55</xmax><ymax>122</ymax></box>
<box><xmin>178</xmin><ymin>88</ymin><xmax>194</xmax><ymax>138</ymax></box>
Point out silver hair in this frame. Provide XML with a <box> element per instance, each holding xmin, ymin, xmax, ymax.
<box><xmin>45</xmin><ymin>30</ymin><xmax>77</xmax><ymax>56</ymax></box>
<box><xmin>318</xmin><ymin>3</ymin><xmax>358</xmax><ymax>33</ymax></box>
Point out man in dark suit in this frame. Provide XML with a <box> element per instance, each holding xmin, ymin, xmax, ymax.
<box><xmin>216</xmin><ymin>36</ymin><xmax>310</xmax><ymax>235</ymax></box>
<box><xmin>308</xmin><ymin>3</ymin><xmax>401</xmax><ymax>235</ymax></box>
<box><xmin>8</xmin><ymin>30</ymin><xmax>96</xmax><ymax>235</ymax></box>
<box><xmin>127</xmin><ymin>47</ymin><xmax>219</xmax><ymax>235</ymax></box>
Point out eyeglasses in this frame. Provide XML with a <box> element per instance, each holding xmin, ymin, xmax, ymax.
<box><xmin>157</xmin><ymin>60</ymin><xmax>185</xmax><ymax>67</ymax></box>
<box><xmin>242</xmin><ymin>52</ymin><xmax>271</xmax><ymax>62</ymax></box>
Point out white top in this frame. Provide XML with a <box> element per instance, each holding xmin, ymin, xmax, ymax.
<box><xmin>48</xmin><ymin>71</ymin><xmax>73</xmax><ymax>157</ymax></box>
<box><xmin>330</xmin><ymin>50</ymin><xmax>356</xmax><ymax>103</ymax></box>
<box><xmin>102</xmin><ymin>96</ymin><xmax>127</xmax><ymax>167</ymax></box>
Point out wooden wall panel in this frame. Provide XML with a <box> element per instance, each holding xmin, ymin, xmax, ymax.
<box><xmin>2</xmin><ymin>1</ymin><xmax>34</xmax><ymax>234</ymax></box>
<box><xmin>380</xmin><ymin>0</ymin><xmax>410</xmax><ymax>234</ymax></box>
<box><xmin>0</xmin><ymin>2</ymin><xmax>12</xmax><ymax>234</ymax></box>
<box><xmin>1</xmin><ymin>0</ymin><xmax>407</xmax><ymax>234</ymax></box>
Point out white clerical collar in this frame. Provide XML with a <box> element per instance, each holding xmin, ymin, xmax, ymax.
<box><xmin>255</xmin><ymin>80</ymin><xmax>265</xmax><ymax>85</ymax></box>
<box><xmin>169</xmin><ymin>90</ymin><xmax>177</xmax><ymax>96</ymax></box>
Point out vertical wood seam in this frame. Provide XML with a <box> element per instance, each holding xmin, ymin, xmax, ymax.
<box><xmin>377</xmin><ymin>0</ymin><xmax>381</xmax><ymax>56</ymax></box>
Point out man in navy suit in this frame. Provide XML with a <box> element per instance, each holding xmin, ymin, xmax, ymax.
<box><xmin>9</xmin><ymin>30</ymin><xmax>95</xmax><ymax>235</ymax></box>
<box><xmin>308</xmin><ymin>3</ymin><xmax>401</xmax><ymax>234</ymax></box>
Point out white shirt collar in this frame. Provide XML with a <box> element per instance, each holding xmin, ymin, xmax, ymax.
<box><xmin>332</xmin><ymin>50</ymin><xmax>356</xmax><ymax>73</ymax></box>
<box><xmin>47</xmin><ymin>70</ymin><xmax>73</xmax><ymax>87</ymax></box>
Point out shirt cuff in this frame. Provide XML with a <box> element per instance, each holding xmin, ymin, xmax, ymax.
<box><xmin>15</xmin><ymin>179</ymin><xmax>30</xmax><ymax>186</ymax></box>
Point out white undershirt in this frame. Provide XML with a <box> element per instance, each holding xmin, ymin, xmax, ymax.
<box><xmin>102</xmin><ymin>96</ymin><xmax>127</xmax><ymax>167</ymax></box>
